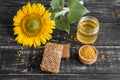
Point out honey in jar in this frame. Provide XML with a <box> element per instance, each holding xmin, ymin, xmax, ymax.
<box><xmin>77</xmin><ymin>16</ymin><xmax>99</xmax><ymax>44</ymax></box>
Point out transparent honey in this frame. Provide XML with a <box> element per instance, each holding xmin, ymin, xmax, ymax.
<box><xmin>77</xmin><ymin>16</ymin><xmax>99</xmax><ymax>44</ymax></box>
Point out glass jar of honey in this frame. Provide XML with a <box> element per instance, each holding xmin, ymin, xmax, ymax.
<box><xmin>76</xmin><ymin>16</ymin><xmax>99</xmax><ymax>44</ymax></box>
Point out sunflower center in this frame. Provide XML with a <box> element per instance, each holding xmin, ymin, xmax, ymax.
<box><xmin>24</xmin><ymin>17</ymin><xmax>42</xmax><ymax>34</ymax></box>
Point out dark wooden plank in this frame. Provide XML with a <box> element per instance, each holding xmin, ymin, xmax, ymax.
<box><xmin>0</xmin><ymin>0</ymin><xmax>117</xmax><ymax>24</ymax></box>
<box><xmin>0</xmin><ymin>7</ymin><xmax>17</xmax><ymax>24</ymax></box>
<box><xmin>114</xmin><ymin>0</ymin><xmax>120</xmax><ymax>23</ymax></box>
<box><xmin>0</xmin><ymin>0</ymin><xmax>119</xmax><ymax>7</ymax></box>
<box><xmin>0</xmin><ymin>0</ymin><xmax>50</xmax><ymax>7</ymax></box>
<box><xmin>0</xmin><ymin>45</ymin><xmax>120</xmax><ymax>74</ymax></box>
<box><xmin>83</xmin><ymin>0</ymin><xmax>118</xmax><ymax>3</ymax></box>
<box><xmin>0</xmin><ymin>23</ymin><xmax>120</xmax><ymax>46</ymax></box>
<box><xmin>0</xmin><ymin>74</ymin><xmax>120</xmax><ymax>80</ymax></box>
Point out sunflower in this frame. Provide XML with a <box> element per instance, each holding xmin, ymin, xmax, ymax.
<box><xmin>13</xmin><ymin>2</ymin><xmax>55</xmax><ymax>47</ymax></box>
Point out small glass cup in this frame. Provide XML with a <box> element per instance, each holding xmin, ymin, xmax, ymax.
<box><xmin>76</xmin><ymin>16</ymin><xmax>99</xmax><ymax>44</ymax></box>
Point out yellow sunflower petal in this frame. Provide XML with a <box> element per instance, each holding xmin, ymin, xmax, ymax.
<box><xmin>24</xmin><ymin>36</ymin><xmax>33</xmax><ymax>47</ymax></box>
<box><xmin>13</xmin><ymin>16</ymin><xmax>22</xmax><ymax>24</ymax></box>
<box><xmin>44</xmin><ymin>33</ymin><xmax>52</xmax><ymax>40</ymax></box>
<box><xmin>35</xmin><ymin>37</ymin><xmax>41</xmax><ymax>46</ymax></box>
<box><xmin>26</xmin><ymin>2</ymin><xmax>33</xmax><ymax>14</ymax></box>
<box><xmin>42</xmin><ymin>10</ymin><xmax>51</xmax><ymax>19</ymax></box>
<box><xmin>15</xmin><ymin>34</ymin><xmax>25</xmax><ymax>44</ymax></box>
<box><xmin>13</xmin><ymin>26</ymin><xmax>22</xmax><ymax>35</ymax></box>
<box><xmin>34</xmin><ymin>37</ymin><xmax>41</xmax><ymax>48</ymax></box>
<box><xmin>26</xmin><ymin>37</ymin><xmax>32</xmax><ymax>47</ymax></box>
<box><xmin>22</xmin><ymin>6</ymin><xmax>28</xmax><ymax>15</ymax></box>
<box><xmin>37</xmin><ymin>4</ymin><xmax>45</xmax><ymax>16</ymax></box>
<box><xmin>40</xmin><ymin>35</ymin><xmax>46</xmax><ymax>44</ymax></box>
<box><xmin>28</xmin><ymin>38</ymin><xmax>33</xmax><ymax>47</ymax></box>
<box><xmin>36</xmin><ymin>4</ymin><xmax>41</xmax><ymax>12</ymax></box>
<box><xmin>22</xmin><ymin>36</ymin><xmax>27</xmax><ymax>46</ymax></box>
<box><xmin>13</xmin><ymin>22</ymin><xmax>21</xmax><ymax>26</ymax></box>
<box><xmin>32</xmin><ymin>3</ymin><xmax>37</xmax><ymax>13</ymax></box>
<box><xmin>45</xmin><ymin>20</ymin><xmax>56</xmax><ymax>29</ymax></box>
<box><xmin>17</xmin><ymin>9</ymin><xmax>24</xmax><ymax>17</ymax></box>
<box><xmin>46</xmin><ymin>29</ymin><xmax>53</xmax><ymax>34</ymax></box>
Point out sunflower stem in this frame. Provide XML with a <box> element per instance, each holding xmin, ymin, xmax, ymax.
<box><xmin>55</xmin><ymin>7</ymin><xmax>69</xmax><ymax>18</ymax></box>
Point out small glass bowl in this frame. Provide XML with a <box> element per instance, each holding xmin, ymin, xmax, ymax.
<box><xmin>78</xmin><ymin>45</ymin><xmax>98</xmax><ymax>65</ymax></box>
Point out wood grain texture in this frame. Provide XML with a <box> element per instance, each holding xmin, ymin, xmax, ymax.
<box><xmin>0</xmin><ymin>45</ymin><xmax>120</xmax><ymax>74</ymax></box>
<box><xmin>0</xmin><ymin>74</ymin><xmax>120</xmax><ymax>80</ymax></box>
<box><xmin>0</xmin><ymin>0</ymin><xmax>118</xmax><ymax>24</ymax></box>
<box><xmin>0</xmin><ymin>0</ymin><xmax>120</xmax><ymax>80</ymax></box>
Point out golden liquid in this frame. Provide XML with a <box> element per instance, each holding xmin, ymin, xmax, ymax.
<box><xmin>77</xmin><ymin>20</ymin><xmax>98</xmax><ymax>44</ymax></box>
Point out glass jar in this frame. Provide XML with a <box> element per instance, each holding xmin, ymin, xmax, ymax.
<box><xmin>76</xmin><ymin>16</ymin><xmax>99</xmax><ymax>44</ymax></box>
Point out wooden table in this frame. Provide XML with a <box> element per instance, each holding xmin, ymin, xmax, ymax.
<box><xmin>0</xmin><ymin>0</ymin><xmax>120</xmax><ymax>79</ymax></box>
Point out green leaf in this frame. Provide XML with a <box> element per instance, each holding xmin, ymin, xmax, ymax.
<box><xmin>66</xmin><ymin>0</ymin><xmax>74</xmax><ymax>7</ymax></box>
<box><xmin>50</xmin><ymin>13</ymin><xmax>55</xmax><ymax>20</ymax></box>
<box><xmin>50</xmin><ymin>0</ymin><xmax>64</xmax><ymax>10</ymax></box>
<box><xmin>67</xmin><ymin>0</ymin><xmax>89</xmax><ymax>23</ymax></box>
<box><xmin>55</xmin><ymin>15</ymin><xmax>70</xmax><ymax>33</ymax></box>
